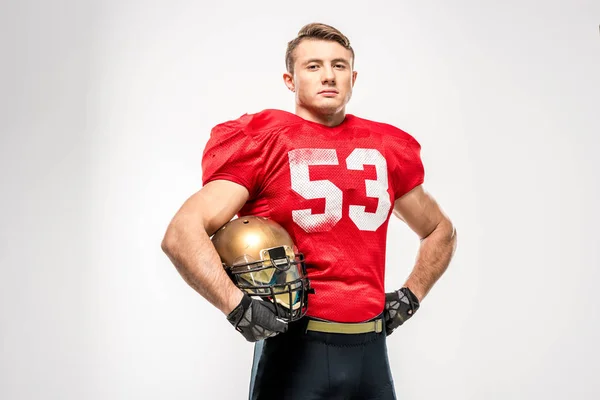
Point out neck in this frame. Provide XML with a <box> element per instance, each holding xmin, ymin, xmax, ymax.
<box><xmin>295</xmin><ymin>106</ymin><xmax>346</xmax><ymax>127</ymax></box>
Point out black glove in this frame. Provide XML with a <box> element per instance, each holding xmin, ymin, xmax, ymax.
<box><xmin>384</xmin><ymin>287</ymin><xmax>420</xmax><ymax>336</ymax></box>
<box><xmin>226</xmin><ymin>293</ymin><xmax>288</xmax><ymax>342</ymax></box>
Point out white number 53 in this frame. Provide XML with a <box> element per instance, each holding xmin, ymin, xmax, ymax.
<box><xmin>288</xmin><ymin>148</ymin><xmax>391</xmax><ymax>233</ymax></box>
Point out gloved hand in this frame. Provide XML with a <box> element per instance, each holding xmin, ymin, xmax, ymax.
<box><xmin>384</xmin><ymin>287</ymin><xmax>420</xmax><ymax>336</ymax></box>
<box><xmin>226</xmin><ymin>293</ymin><xmax>288</xmax><ymax>342</ymax></box>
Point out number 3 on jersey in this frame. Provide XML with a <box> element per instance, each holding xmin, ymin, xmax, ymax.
<box><xmin>288</xmin><ymin>148</ymin><xmax>391</xmax><ymax>233</ymax></box>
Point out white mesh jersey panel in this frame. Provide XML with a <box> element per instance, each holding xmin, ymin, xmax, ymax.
<box><xmin>288</xmin><ymin>148</ymin><xmax>343</xmax><ymax>232</ymax></box>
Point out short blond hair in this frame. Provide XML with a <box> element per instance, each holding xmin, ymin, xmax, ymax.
<box><xmin>285</xmin><ymin>23</ymin><xmax>354</xmax><ymax>74</ymax></box>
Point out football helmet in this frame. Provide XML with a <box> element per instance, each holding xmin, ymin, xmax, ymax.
<box><xmin>211</xmin><ymin>216</ymin><xmax>312</xmax><ymax>322</ymax></box>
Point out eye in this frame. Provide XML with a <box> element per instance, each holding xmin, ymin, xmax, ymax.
<box><xmin>334</xmin><ymin>64</ymin><xmax>346</xmax><ymax>69</ymax></box>
<box><xmin>307</xmin><ymin>65</ymin><xmax>319</xmax><ymax>70</ymax></box>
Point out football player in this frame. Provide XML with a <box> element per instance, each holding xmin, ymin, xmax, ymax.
<box><xmin>162</xmin><ymin>22</ymin><xmax>457</xmax><ymax>400</ymax></box>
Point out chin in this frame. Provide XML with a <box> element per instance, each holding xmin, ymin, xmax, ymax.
<box><xmin>312</xmin><ymin>101</ymin><xmax>344</xmax><ymax>115</ymax></box>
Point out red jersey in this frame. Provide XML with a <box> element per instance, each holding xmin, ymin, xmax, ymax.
<box><xmin>202</xmin><ymin>109</ymin><xmax>424</xmax><ymax>322</ymax></box>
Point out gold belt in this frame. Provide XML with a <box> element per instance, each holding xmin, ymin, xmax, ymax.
<box><xmin>306</xmin><ymin>318</ymin><xmax>383</xmax><ymax>334</ymax></box>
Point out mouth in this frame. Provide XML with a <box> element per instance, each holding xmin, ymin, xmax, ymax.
<box><xmin>318</xmin><ymin>90</ymin><xmax>339</xmax><ymax>96</ymax></box>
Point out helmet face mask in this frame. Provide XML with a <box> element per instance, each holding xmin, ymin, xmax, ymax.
<box><xmin>231</xmin><ymin>245</ymin><xmax>307</xmax><ymax>318</ymax></box>
<box><xmin>211</xmin><ymin>217</ymin><xmax>311</xmax><ymax>322</ymax></box>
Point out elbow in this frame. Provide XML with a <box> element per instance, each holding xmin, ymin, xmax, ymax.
<box><xmin>444</xmin><ymin>218</ymin><xmax>457</xmax><ymax>241</ymax></box>
<box><xmin>447</xmin><ymin>219</ymin><xmax>457</xmax><ymax>238</ymax></box>
<box><xmin>161</xmin><ymin>234</ymin><xmax>172</xmax><ymax>255</ymax></box>
<box><xmin>161</xmin><ymin>223</ymin><xmax>180</xmax><ymax>256</ymax></box>
<box><xmin>161</xmin><ymin>214</ymin><xmax>208</xmax><ymax>256</ymax></box>
<box><xmin>432</xmin><ymin>217</ymin><xmax>457</xmax><ymax>246</ymax></box>
<box><xmin>161</xmin><ymin>233</ymin><xmax>174</xmax><ymax>256</ymax></box>
<box><xmin>421</xmin><ymin>217</ymin><xmax>456</xmax><ymax>242</ymax></box>
<box><xmin>447</xmin><ymin>220</ymin><xmax>458</xmax><ymax>251</ymax></box>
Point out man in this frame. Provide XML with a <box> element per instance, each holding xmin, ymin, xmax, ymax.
<box><xmin>162</xmin><ymin>22</ymin><xmax>457</xmax><ymax>399</ymax></box>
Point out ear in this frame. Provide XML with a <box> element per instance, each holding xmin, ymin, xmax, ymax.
<box><xmin>283</xmin><ymin>72</ymin><xmax>295</xmax><ymax>92</ymax></box>
<box><xmin>351</xmin><ymin>70</ymin><xmax>358</xmax><ymax>87</ymax></box>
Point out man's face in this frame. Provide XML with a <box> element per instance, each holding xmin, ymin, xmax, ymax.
<box><xmin>284</xmin><ymin>39</ymin><xmax>357</xmax><ymax>117</ymax></box>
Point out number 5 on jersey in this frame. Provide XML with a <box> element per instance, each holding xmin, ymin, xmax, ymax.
<box><xmin>288</xmin><ymin>148</ymin><xmax>391</xmax><ymax>233</ymax></box>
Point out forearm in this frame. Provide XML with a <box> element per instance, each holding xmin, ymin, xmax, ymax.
<box><xmin>161</xmin><ymin>218</ymin><xmax>243</xmax><ymax>315</ymax></box>
<box><xmin>403</xmin><ymin>218</ymin><xmax>457</xmax><ymax>302</ymax></box>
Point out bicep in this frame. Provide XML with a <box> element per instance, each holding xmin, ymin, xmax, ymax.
<box><xmin>170</xmin><ymin>180</ymin><xmax>249</xmax><ymax>237</ymax></box>
<box><xmin>393</xmin><ymin>185</ymin><xmax>447</xmax><ymax>239</ymax></box>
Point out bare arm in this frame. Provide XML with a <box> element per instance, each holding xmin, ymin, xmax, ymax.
<box><xmin>161</xmin><ymin>180</ymin><xmax>249</xmax><ymax>315</ymax></box>
<box><xmin>393</xmin><ymin>185</ymin><xmax>458</xmax><ymax>302</ymax></box>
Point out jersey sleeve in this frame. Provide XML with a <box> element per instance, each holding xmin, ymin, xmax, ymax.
<box><xmin>390</xmin><ymin>133</ymin><xmax>425</xmax><ymax>199</ymax></box>
<box><xmin>201</xmin><ymin>115</ymin><xmax>265</xmax><ymax>199</ymax></box>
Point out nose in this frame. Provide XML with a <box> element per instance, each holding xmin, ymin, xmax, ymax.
<box><xmin>321</xmin><ymin>65</ymin><xmax>335</xmax><ymax>85</ymax></box>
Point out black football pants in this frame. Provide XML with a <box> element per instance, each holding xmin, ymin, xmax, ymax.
<box><xmin>248</xmin><ymin>315</ymin><xmax>396</xmax><ymax>400</ymax></box>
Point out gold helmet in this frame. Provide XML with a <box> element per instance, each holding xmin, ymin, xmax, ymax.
<box><xmin>211</xmin><ymin>216</ymin><xmax>311</xmax><ymax>322</ymax></box>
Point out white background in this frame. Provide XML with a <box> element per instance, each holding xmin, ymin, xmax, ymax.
<box><xmin>2</xmin><ymin>0</ymin><xmax>599</xmax><ymax>399</ymax></box>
